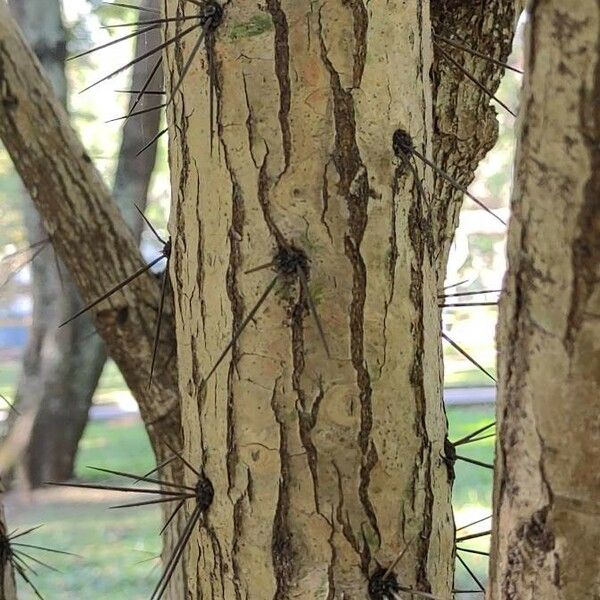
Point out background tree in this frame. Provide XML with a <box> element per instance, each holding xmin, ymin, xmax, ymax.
<box><xmin>489</xmin><ymin>1</ymin><xmax>600</xmax><ymax>598</ymax></box>
<box><xmin>163</xmin><ymin>1</ymin><xmax>516</xmax><ymax>597</ymax></box>
<box><xmin>0</xmin><ymin>0</ymin><xmax>164</xmax><ymax>487</ymax></box>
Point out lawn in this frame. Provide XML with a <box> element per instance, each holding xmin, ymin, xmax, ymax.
<box><xmin>4</xmin><ymin>405</ymin><xmax>495</xmax><ymax>599</ymax></box>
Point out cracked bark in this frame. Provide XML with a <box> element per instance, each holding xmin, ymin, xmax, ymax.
<box><xmin>163</xmin><ymin>1</ymin><xmax>516</xmax><ymax>598</ymax></box>
<box><xmin>489</xmin><ymin>1</ymin><xmax>600</xmax><ymax>599</ymax></box>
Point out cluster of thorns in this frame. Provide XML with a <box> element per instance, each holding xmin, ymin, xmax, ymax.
<box><xmin>0</xmin><ymin>0</ymin><xmax>523</xmax><ymax>596</ymax></box>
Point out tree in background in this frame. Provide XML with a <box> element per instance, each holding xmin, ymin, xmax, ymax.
<box><xmin>1</xmin><ymin>0</ymin><xmax>163</xmax><ymax>487</ymax></box>
<box><xmin>490</xmin><ymin>2</ymin><xmax>600</xmax><ymax>598</ymax></box>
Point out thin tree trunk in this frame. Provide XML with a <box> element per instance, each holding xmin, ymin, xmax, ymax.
<box><xmin>10</xmin><ymin>0</ymin><xmax>165</xmax><ymax>487</ymax></box>
<box><xmin>489</xmin><ymin>1</ymin><xmax>600</xmax><ymax>599</ymax></box>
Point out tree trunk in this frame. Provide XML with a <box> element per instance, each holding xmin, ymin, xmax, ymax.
<box><xmin>489</xmin><ymin>1</ymin><xmax>600</xmax><ymax>599</ymax></box>
<box><xmin>162</xmin><ymin>1</ymin><xmax>521</xmax><ymax>597</ymax></box>
<box><xmin>6</xmin><ymin>0</ymin><xmax>164</xmax><ymax>487</ymax></box>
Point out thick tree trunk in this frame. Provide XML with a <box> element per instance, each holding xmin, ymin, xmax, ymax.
<box><xmin>7</xmin><ymin>0</ymin><xmax>164</xmax><ymax>487</ymax></box>
<box><xmin>163</xmin><ymin>2</ymin><xmax>474</xmax><ymax>598</ymax></box>
<box><xmin>489</xmin><ymin>1</ymin><xmax>600</xmax><ymax>599</ymax></box>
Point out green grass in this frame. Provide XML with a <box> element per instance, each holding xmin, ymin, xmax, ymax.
<box><xmin>5</xmin><ymin>406</ymin><xmax>495</xmax><ymax>598</ymax></box>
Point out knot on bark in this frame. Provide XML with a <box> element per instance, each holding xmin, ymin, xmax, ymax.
<box><xmin>195</xmin><ymin>474</ymin><xmax>214</xmax><ymax>512</ymax></box>
<box><xmin>275</xmin><ymin>245</ymin><xmax>309</xmax><ymax>277</ymax></box>
<box><xmin>392</xmin><ymin>128</ymin><xmax>415</xmax><ymax>158</ymax></box>
<box><xmin>368</xmin><ymin>566</ymin><xmax>400</xmax><ymax>599</ymax></box>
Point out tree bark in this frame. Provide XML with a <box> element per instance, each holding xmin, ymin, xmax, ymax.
<box><xmin>162</xmin><ymin>1</ymin><xmax>519</xmax><ymax>597</ymax></box>
<box><xmin>489</xmin><ymin>1</ymin><xmax>600</xmax><ymax>599</ymax></box>
<box><xmin>6</xmin><ymin>0</ymin><xmax>164</xmax><ymax>488</ymax></box>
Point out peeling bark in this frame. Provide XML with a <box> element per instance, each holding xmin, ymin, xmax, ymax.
<box><xmin>489</xmin><ymin>1</ymin><xmax>600</xmax><ymax>599</ymax></box>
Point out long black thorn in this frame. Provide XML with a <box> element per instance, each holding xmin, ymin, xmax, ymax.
<box><xmin>81</xmin><ymin>22</ymin><xmax>201</xmax><ymax>93</ymax></box>
<box><xmin>167</xmin><ymin>22</ymin><xmax>209</xmax><ymax>103</ymax></box>
<box><xmin>461</xmin><ymin>432</ymin><xmax>496</xmax><ymax>444</ymax></box>
<box><xmin>456</xmin><ymin>546</ymin><xmax>490</xmax><ymax>557</ymax></box>
<box><xmin>136</xmin><ymin>454</ymin><xmax>178</xmax><ymax>482</ymax></box>
<box><xmin>394</xmin><ymin>588</ymin><xmax>442</xmax><ymax>600</ymax></box>
<box><xmin>456</xmin><ymin>530</ymin><xmax>492</xmax><ymax>543</ymax></box>
<box><xmin>453</xmin><ymin>421</ymin><xmax>496</xmax><ymax>446</ymax></box>
<box><xmin>150</xmin><ymin>506</ymin><xmax>201</xmax><ymax>600</ymax></box>
<box><xmin>125</xmin><ymin>56</ymin><xmax>163</xmax><ymax>123</ymax></box>
<box><xmin>443</xmin><ymin>279</ymin><xmax>469</xmax><ymax>290</ymax></box>
<box><xmin>439</xmin><ymin>289</ymin><xmax>502</xmax><ymax>298</ymax></box>
<box><xmin>162</xmin><ymin>441</ymin><xmax>202</xmax><ymax>478</ymax></box>
<box><xmin>106</xmin><ymin>102</ymin><xmax>166</xmax><ymax>123</ymax></box>
<box><xmin>12</xmin><ymin>554</ymin><xmax>39</xmax><ymax>577</ymax></box>
<box><xmin>456</xmin><ymin>514</ymin><xmax>492</xmax><ymax>533</ymax></box>
<box><xmin>245</xmin><ymin>260</ymin><xmax>276</xmax><ymax>275</ymax></box>
<box><xmin>435</xmin><ymin>42</ymin><xmax>517</xmax><ymax>117</ymax></box>
<box><xmin>11</xmin><ymin>543</ymin><xmax>80</xmax><ymax>557</ymax></box>
<box><xmin>136</xmin><ymin>127</ymin><xmax>169</xmax><ymax>157</ymax></box>
<box><xmin>441</xmin><ymin>301</ymin><xmax>498</xmax><ymax>308</ymax></box>
<box><xmin>86</xmin><ymin>465</ymin><xmax>196</xmax><ymax>492</ymax></box>
<box><xmin>411</xmin><ymin>147</ymin><xmax>506</xmax><ymax>225</ymax></box>
<box><xmin>59</xmin><ymin>254</ymin><xmax>164</xmax><ymax>327</ymax></box>
<box><xmin>109</xmin><ymin>494</ymin><xmax>193</xmax><ymax>510</ymax></box>
<box><xmin>100</xmin><ymin>16</ymin><xmax>198</xmax><ymax>29</ymax></box>
<box><xmin>12</xmin><ymin>561</ymin><xmax>45</xmax><ymax>600</ymax></box>
<box><xmin>103</xmin><ymin>1</ymin><xmax>160</xmax><ymax>14</ymax></box>
<box><xmin>13</xmin><ymin>550</ymin><xmax>61</xmax><ymax>573</ymax></box>
<box><xmin>0</xmin><ymin>245</ymin><xmax>46</xmax><ymax>291</ymax></box>
<box><xmin>382</xmin><ymin>536</ymin><xmax>415</xmax><ymax>580</ymax></box>
<box><xmin>399</xmin><ymin>151</ymin><xmax>428</xmax><ymax>205</ymax></box>
<box><xmin>297</xmin><ymin>267</ymin><xmax>331</xmax><ymax>358</ymax></box>
<box><xmin>0</xmin><ymin>238</ymin><xmax>48</xmax><ymax>263</ymax></box>
<box><xmin>452</xmin><ymin>590</ymin><xmax>485</xmax><ymax>595</ymax></box>
<box><xmin>0</xmin><ymin>392</ymin><xmax>20</xmax><ymax>415</ymax></box>
<box><xmin>434</xmin><ymin>34</ymin><xmax>524</xmax><ymax>74</ymax></box>
<box><xmin>9</xmin><ymin>525</ymin><xmax>45</xmax><ymax>541</ymax></box>
<box><xmin>455</xmin><ymin>455</ymin><xmax>494</xmax><ymax>470</ymax></box>
<box><xmin>51</xmin><ymin>247</ymin><xmax>66</xmax><ymax>293</ymax></box>
<box><xmin>46</xmin><ymin>481</ymin><xmax>186</xmax><ymax>496</ymax></box>
<box><xmin>456</xmin><ymin>553</ymin><xmax>486</xmax><ymax>592</ymax></box>
<box><xmin>116</xmin><ymin>89</ymin><xmax>165</xmax><ymax>95</ymax></box>
<box><xmin>202</xmin><ymin>275</ymin><xmax>279</xmax><ymax>386</ymax></box>
<box><xmin>148</xmin><ymin>261</ymin><xmax>169</xmax><ymax>387</ymax></box>
<box><xmin>69</xmin><ymin>23</ymin><xmax>159</xmax><ymax>63</ymax></box>
<box><xmin>134</xmin><ymin>203</ymin><xmax>166</xmax><ymax>245</ymax></box>
<box><xmin>160</xmin><ymin>498</ymin><xmax>186</xmax><ymax>535</ymax></box>
<box><xmin>441</xmin><ymin>332</ymin><xmax>496</xmax><ymax>383</ymax></box>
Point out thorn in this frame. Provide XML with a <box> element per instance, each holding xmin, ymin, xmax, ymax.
<box><xmin>441</xmin><ymin>332</ymin><xmax>496</xmax><ymax>383</ymax></box>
